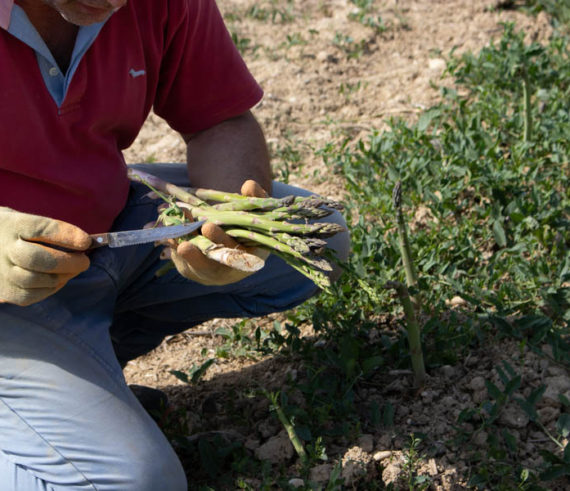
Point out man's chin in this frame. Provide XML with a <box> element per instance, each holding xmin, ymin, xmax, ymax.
<box><xmin>60</xmin><ymin>5</ymin><xmax>114</xmax><ymax>25</ymax></box>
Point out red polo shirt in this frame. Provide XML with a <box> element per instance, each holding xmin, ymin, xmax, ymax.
<box><xmin>0</xmin><ymin>0</ymin><xmax>263</xmax><ymax>233</ymax></box>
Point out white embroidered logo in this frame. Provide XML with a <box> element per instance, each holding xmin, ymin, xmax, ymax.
<box><xmin>129</xmin><ymin>68</ymin><xmax>146</xmax><ymax>78</ymax></box>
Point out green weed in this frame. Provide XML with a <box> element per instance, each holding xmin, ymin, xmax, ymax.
<box><xmin>245</xmin><ymin>0</ymin><xmax>295</xmax><ymax>25</ymax></box>
<box><xmin>332</xmin><ymin>32</ymin><xmax>368</xmax><ymax>59</ymax></box>
<box><xmin>348</xmin><ymin>0</ymin><xmax>388</xmax><ymax>34</ymax></box>
<box><xmin>401</xmin><ymin>434</ymin><xmax>432</xmax><ymax>490</ymax></box>
<box><xmin>230</xmin><ymin>31</ymin><xmax>258</xmax><ymax>56</ymax></box>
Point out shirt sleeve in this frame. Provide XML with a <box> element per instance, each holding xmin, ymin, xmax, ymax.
<box><xmin>153</xmin><ymin>0</ymin><xmax>263</xmax><ymax>135</ymax></box>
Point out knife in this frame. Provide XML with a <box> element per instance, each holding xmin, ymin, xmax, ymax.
<box><xmin>89</xmin><ymin>221</ymin><xmax>205</xmax><ymax>248</ymax></box>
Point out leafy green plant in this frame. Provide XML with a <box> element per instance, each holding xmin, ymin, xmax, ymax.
<box><xmin>231</xmin><ymin>31</ymin><xmax>258</xmax><ymax>55</ymax></box>
<box><xmin>402</xmin><ymin>434</ymin><xmax>432</xmax><ymax>490</ymax></box>
<box><xmin>316</xmin><ymin>20</ymin><xmax>569</xmax><ymax>340</ymax></box>
<box><xmin>348</xmin><ymin>0</ymin><xmax>388</xmax><ymax>34</ymax></box>
<box><xmin>171</xmin><ymin>358</ymin><xmax>216</xmax><ymax>385</ymax></box>
<box><xmin>245</xmin><ymin>0</ymin><xmax>295</xmax><ymax>24</ymax></box>
<box><xmin>332</xmin><ymin>32</ymin><xmax>368</xmax><ymax>59</ymax></box>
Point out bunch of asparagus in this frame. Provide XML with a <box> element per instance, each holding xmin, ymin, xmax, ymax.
<box><xmin>128</xmin><ymin>168</ymin><xmax>346</xmax><ymax>289</ymax></box>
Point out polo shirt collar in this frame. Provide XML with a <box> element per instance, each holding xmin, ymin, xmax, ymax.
<box><xmin>0</xmin><ymin>0</ymin><xmax>14</xmax><ymax>30</ymax></box>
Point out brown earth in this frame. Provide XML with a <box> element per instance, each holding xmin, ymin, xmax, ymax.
<box><xmin>122</xmin><ymin>1</ymin><xmax>568</xmax><ymax>489</ymax></box>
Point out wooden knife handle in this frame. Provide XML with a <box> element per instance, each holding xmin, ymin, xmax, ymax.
<box><xmin>89</xmin><ymin>233</ymin><xmax>110</xmax><ymax>248</ymax></box>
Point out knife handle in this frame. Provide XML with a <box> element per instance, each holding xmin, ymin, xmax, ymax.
<box><xmin>89</xmin><ymin>233</ymin><xmax>110</xmax><ymax>248</ymax></box>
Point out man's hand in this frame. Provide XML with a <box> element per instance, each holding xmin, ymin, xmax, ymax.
<box><xmin>0</xmin><ymin>208</ymin><xmax>92</xmax><ymax>306</ymax></box>
<box><xmin>169</xmin><ymin>180</ymin><xmax>270</xmax><ymax>286</ymax></box>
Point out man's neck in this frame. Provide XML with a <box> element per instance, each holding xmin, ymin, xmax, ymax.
<box><xmin>15</xmin><ymin>0</ymin><xmax>78</xmax><ymax>72</ymax></box>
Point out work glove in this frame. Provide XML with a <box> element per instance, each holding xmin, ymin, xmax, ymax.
<box><xmin>168</xmin><ymin>180</ymin><xmax>270</xmax><ymax>286</ymax></box>
<box><xmin>0</xmin><ymin>207</ymin><xmax>92</xmax><ymax>306</ymax></box>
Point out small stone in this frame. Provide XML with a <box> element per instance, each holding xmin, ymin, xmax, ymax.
<box><xmin>537</xmin><ymin>406</ymin><xmax>560</xmax><ymax>424</ymax></box>
<box><xmin>377</xmin><ymin>433</ymin><xmax>392</xmax><ymax>448</ymax></box>
<box><xmin>254</xmin><ymin>430</ymin><xmax>295</xmax><ymax>464</ymax></box>
<box><xmin>244</xmin><ymin>438</ymin><xmax>260</xmax><ymax>451</ymax></box>
<box><xmin>428</xmin><ymin>58</ymin><xmax>446</xmax><ymax>72</ymax></box>
<box><xmin>310</xmin><ymin>463</ymin><xmax>334</xmax><ymax>484</ymax></box>
<box><xmin>547</xmin><ymin>366</ymin><xmax>566</xmax><ymax>377</ymax></box>
<box><xmin>258</xmin><ymin>419</ymin><xmax>279</xmax><ymax>439</ymax></box>
<box><xmin>357</xmin><ymin>434</ymin><xmax>374</xmax><ymax>453</ymax></box>
<box><xmin>341</xmin><ymin>446</ymin><xmax>373</xmax><ymax>485</ymax></box>
<box><xmin>446</xmin><ymin>295</ymin><xmax>466</xmax><ymax>307</ymax></box>
<box><xmin>427</xmin><ymin>458</ymin><xmax>438</xmax><ymax>476</ymax></box>
<box><xmin>465</xmin><ymin>356</ymin><xmax>479</xmax><ymax>367</ymax></box>
<box><xmin>440</xmin><ymin>396</ymin><xmax>456</xmax><ymax>408</ymax></box>
<box><xmin>529</xmin><ymin>430</ymin><xmax>544</xmax><ymax>440</ymax></box>
<box><xmin>386</xmin><ymin>379</ymin><xmax>407</xmax><ymax>392</ymax></box>
<box><xmin>316</xmin><ymin>51</ymin><xmax>328</xmax><ymax>62</ymax></box>
<box><xmin>342</xmin><ymin>460</ymin><xmax>367</xmax><ymax>485</ymax></box>
<box><xmin>440</xmin><ymin>365</ymin><xmax>456</xmax><ymax>379</ymax></box>
<box><xmin>316</xmin><ymin>51</ymin><xmax>338</xmax><ymax>63</ymax></box>
<box><xmin>288</xmin><ymin>478</ymin><xmax>305</xmax><ymax>488</ymax></box>
<box><xmin>473</xmin><ymin>389</ymin><xmax>487</xmax><ymax>404</ymax></box>
<box><xmin>469</xmin><ymin>376</ymin><xmax>486</xmax><ymax>392</ymax></box>
<box><xmin>542</xmin><ymin>376</ymin><xmax>570</xmax><ymax>406</ymax></box>
<box><xmin>373</xmin><ymin>450</ymin><xmax>392</xmax><ymax>461</ymax></box>
<box><xmin>421</xmin><ymin>390</ymin><xmax>434</xmax><ymax>404</ymax></box>
<box><xmin>499</xmin><ymin>404</ymin><xmax>530</xmax><ymax>429</ymax></box>
<box><xmin>473</xmin><ymin>431</ymin><xmax>488</xmax><ymax>447</ymax></box>
<box><xmin>382</xmin><ymin>463</ymin><xmax>402</xmax><ymax>485</ymax></box>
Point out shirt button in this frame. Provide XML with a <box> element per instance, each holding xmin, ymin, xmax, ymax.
<box><xmin>48</xmin><ymin>66</ymin><xmax>59</xmax><ymax>77</ymax></box>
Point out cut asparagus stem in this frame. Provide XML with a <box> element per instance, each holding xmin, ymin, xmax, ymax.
<box><xmin>188</xmin><ymin>235</ymin><xmax>265</xmax><ymax>272</ymax></box>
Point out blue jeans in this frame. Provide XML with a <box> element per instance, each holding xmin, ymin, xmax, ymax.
<box><xmin>0</xmin><ymin>164</ymin><xmax>349</xmax><ymax>490</ymax></box>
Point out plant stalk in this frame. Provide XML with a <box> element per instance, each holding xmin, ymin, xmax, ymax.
<box><xmin>393</xmin><ymin>182</ymin><xmax>420</xmax><ymax>308</ymax></box>
<box><xmin>522</xmin><ymin>70</ymin><xmax>532</xmax><ymax>143</ymax></box>
<box><xmin>265</xmin><ymin>391</ymin><xmax>308</xmax><ymax>466</ymax></box>
<box><xmin>385</xmin><ymin>281</ymin><xmax>426</xmax><ymax>387</ymax></box>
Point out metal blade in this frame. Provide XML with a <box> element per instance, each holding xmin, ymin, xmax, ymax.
<box><xmin>92</xmin><ymin>221</ymin><xmax>205</xmax><ymax>248</ymax></box>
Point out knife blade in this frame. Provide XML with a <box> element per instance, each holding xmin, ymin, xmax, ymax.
<box><xmin>89</xmin><ymin>221</ymin><xmax>205</xmax><ymax>248</ymax></box>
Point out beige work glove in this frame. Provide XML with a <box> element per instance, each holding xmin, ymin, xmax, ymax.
<box><xmin>0</xmin><ymin>207</ymin><xmax>92</xmax><ymax>306</ymax></box>
<box><xmin>169</xmin><ymin>180</ymin><xmax>270</xmax><ymax>286</ymax></box>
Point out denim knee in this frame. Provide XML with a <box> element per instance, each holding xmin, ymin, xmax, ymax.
<box><xmin>116</xmin><ymin>442</ymin><xmax>187</xmax><ymax>491</ymax></box>
<box><xmin>0</xmin><ymin>437</ymin><xmax>187</xmax><ymax>491</ymax></box>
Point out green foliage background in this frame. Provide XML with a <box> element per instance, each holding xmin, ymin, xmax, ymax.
<box><xmin>176</xmin><ymin>2</ymin><xmax>570</xmax><ymax>489</ymax></box>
